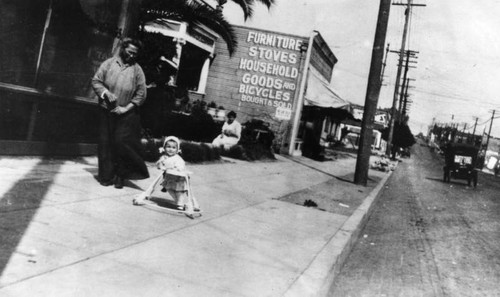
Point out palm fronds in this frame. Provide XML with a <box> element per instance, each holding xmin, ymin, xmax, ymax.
<box><xmin>228</xmin><ymin>0</ymin><xmax>275</xmax><ymax>20</ymax></box>
<box><xmin>141</xmin><ymin>0</ymin><xmax>237</xmax><ymax>55</ymax></box>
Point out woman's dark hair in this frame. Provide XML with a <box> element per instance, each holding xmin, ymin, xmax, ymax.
<box><xmin>121</xmin><ymin>37</ymin><xmax>144</xmax><ymax>51</ymax></box>
<box><xmin>227</xmin><ymin>111</ymin><xmax>237</xmax><ymax>118</ymax></box>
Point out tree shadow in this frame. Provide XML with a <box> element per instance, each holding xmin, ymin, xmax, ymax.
<box><xmin>124</xmin><ymin>181</ymin><xmax>143</xmax><ymax>191</ymax></box>
<box><xmin>82</xmin><ymin>167</ymin><xmax>144</xmax><ymax>191</ymax></box>
<box><xmin>0</xmin><ymin>158</ymin><xmax>61</xmax><ymax>278</ymax></box>
<box><xmin>284</xmin><ymin>155</ymin><xmax>356</xmax><ymax>184</ymax></box>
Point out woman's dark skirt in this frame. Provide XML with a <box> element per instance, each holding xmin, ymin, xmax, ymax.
<box><xmin>98</xmin><ymin>108</ymin><xmax>149</xmax><ymax>182</ymax></box>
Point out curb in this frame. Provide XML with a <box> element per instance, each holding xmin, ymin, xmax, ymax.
<box><xmin>283</xmin><ymin>167</ymin><xmax>396</xmax><ymax>297</ymax></box>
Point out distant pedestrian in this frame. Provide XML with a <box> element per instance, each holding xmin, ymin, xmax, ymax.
<box><xmin>141</xmin><ymin>56</ymin><xmax>178</xmax><ymax>136</ymax></box>
<box><xmin>92</xmin><ymin>37</ymin><xmax>149</xmax><ymax>188</ymax></box>
<box><xmin>212</xmin><ymin>111</ymin><xmax>242</xmax><ymax>149</ymax></box>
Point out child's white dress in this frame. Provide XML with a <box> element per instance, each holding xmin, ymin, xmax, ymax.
<box><xmin>156</xmin><ymin>154</ymin><xmax>187</xmax><ymax>191</ymax></box>
<box><xmin>134</xmin><ymin>152</ymin><xmax>200</xmax><ymax>216</ymax></box>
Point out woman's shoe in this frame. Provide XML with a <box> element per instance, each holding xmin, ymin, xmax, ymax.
<box><xmin>114</xmin><ymin>177</ymin><xmax>124</xmax><ymax>189</ymax></box>
<box><xmin>100</xmin><ymin>180</ymin><xmax>113</xmax><ymax>187</ymax></box>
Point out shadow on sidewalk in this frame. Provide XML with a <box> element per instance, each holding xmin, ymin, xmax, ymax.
<box><xmin>0</xmin><ymin>158</ymin><xmax>61</xmax><ymax>278</ymax></box>
<box><xmin>284</xmin><ymin>156</ymin><xmax>355</xmax><ymax>183</ymax></box>
<box><xmin>82</xmin><ymin>167</ymin><xmax>143</xmax><ymax>191</ymax></box>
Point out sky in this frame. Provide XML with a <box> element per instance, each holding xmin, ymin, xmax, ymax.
<box><xmin>219</xmin><ymin>0</ymin><xmax>500</xmax><ymax>137</ymax></box>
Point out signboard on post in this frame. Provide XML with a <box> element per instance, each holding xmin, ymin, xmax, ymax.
<box><xmin>237</xmin><ymin>30</ymin><xmax>304</xmax><ymax>118</ymax></box>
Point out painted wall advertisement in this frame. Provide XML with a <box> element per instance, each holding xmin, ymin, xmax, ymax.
<box><xmin>237</xmin><ymin>31</ymin><xmax>304</xmax><ymax>121</ymax></box>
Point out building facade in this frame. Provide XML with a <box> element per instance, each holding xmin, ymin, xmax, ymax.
<box><xmin>0</xmin><ymin>0</ymin><xmax>136</xmax><ymax>155</ymax></box>
<box><xmin>0</xmin><ymin>0</ymin><xmax>342</xmax><ymax>156</ymax></box>
<box><xmin>205</xmin><ymin>26</ymin><xmax>342</xmax><ymax>153</ymax></box>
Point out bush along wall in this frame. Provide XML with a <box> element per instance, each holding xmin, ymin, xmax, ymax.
<box><xmin>142</xmin><ymin>136</ymin><xmax>275</xmax><ymax>163</ymax></box>
<box><xmin>141</xmin><ymin>137</ymin><xmax>222</xmax><ymax>163</ymax></box>
<box><xmin>140</xmin><ymin>118</ymin><xmax>277</xmax><ymax>163</ymax></box>
<box><xmin>220</xmin><ymin>143</ymin><xmax>276</xmax><ymax>161</ymax></box>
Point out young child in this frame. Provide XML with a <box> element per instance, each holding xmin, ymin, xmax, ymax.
<box><xmin>156</xmin><ymin>136</ymin><xmax>200</xmax><ymax>214</ymax></box>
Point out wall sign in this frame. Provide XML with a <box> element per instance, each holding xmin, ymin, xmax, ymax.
<box><xmin>237</xmin><ymin>31</ymin><xmax>304</xmax><ymax>117</ymax></box>
<box><xmin>275</xmin><ymin>106</ymin><xmax>293</xmax><ymax>120</ymax></box>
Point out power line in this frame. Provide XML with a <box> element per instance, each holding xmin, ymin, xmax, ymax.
<box><xmin>412</xmin><ymin>89</ymin><xmax>500</xmax><ymax>107</ymax></box>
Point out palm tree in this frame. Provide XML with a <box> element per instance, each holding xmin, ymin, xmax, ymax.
<box><xmin>141</xmin><ymin>0</ymin><xmax>235</xmax><ymax>55</ymax></box>
<box><xmin>216</xmin><ymin>0</ymin><xmax>274</xmax><ymax>20</ymax></box>
<box><xmin>140</xmin><ymin>0</ymin><xmax>275</xmax><ymax>56</ymax></box>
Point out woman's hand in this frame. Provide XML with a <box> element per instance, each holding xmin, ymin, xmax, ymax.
<box><xmin>223</xmin><ymin>130</ymin><xmax>236</xmax><ymax>138</ymax></box>
<box><xmin>104</xmin><ymin>91</ymin><xmax>117</xmax><ymax>103</ymax></box>
<box><xmin>111</xmin><ymin>106</ymin><xmax>128</xmax><ymax>115</ymax></box>
<box><xmin>111</xmin><ymin>103</ymin><xmax>134</xmax><ymax>115</ymax></box>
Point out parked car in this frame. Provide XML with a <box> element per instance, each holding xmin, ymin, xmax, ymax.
<box><xmin>443</xmin><ymin>143</ymin><xmax>479</xmax><ymax>187</ymax></box>
<box><xmin>400</xmin><ymin>147</ymin><xmax>411</xmax><ymax>158</ymax></box>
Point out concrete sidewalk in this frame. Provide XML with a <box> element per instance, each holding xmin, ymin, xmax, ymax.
<box><xmin>0</xmin><ymin>153</ymin><xmax>394</xmax><ymax>297</ymax></box>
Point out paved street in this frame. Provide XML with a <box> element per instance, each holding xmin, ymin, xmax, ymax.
<box><xmin>329</xmin><ymin>141</ymin><xmax>500</xmax><ymax>297</ymax></box>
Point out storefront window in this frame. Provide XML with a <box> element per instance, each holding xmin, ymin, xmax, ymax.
<box><xmin>37</xmin><ymin>0</ymin><xmax>118</xmax><ymax>97</ymax></box>
<box><xmin>0</xmin><ymin>0</ymin><xmax>49</xmax><ymax>86</ymax></box>
<box><xmin>139</xmin><ymin>32</ymin><xmax>211</xmax><ymax>92</ymax></box>
<box><xmin>177</xmin><ymin>43</ymin><xmax>209</xmax><ymax>91</ymax></box>
<box><xmin>139</xmin><ymin>32</ymin><xmax>178</xmax><ymax>84</ymax></box>
<box><xmin>141</xmin><ymin>19</ymin><xmax>215</xmax><ymax>93</ymax></box>
<box><xmin>0</xmin><ymin>0</ymin><xmax>119</xmax><ymax>97</ymax></box>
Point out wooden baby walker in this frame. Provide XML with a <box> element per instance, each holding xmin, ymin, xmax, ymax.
<box><xmin>133</xmin><ymin>170</ymin><xmax>202</xmax><ymax>219</ymax></box>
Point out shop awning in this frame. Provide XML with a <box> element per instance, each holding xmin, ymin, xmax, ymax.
<box><xmin>304</xmin><ymin>71</ymin><xmax>349</xmax><ymax>109</ymax></box>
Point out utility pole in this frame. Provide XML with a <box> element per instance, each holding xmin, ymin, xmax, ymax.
<box><xmin>397</xmin><ymin>51</ymin><xmax>410</xmax><ymax>122</ymax></box>
<box><xmin>462</xmin><ymin>123</ymin><xmax>467</xmax><ymax>142</ymax></box>
<box><xmin>471</xmin><ymin>116</ymin><xmax>479</xmax><ymax>145</ymax></box>
<box><xmin>354</xmin><ymin>0</ymin><xmax>392</xmax><ymax>185</ymax></box>
<box><xmin>402</xmin><ymin>77</ymin><xmax>411</xmax><ymax>119</ymax></box>
<box><xmin>380</xmin><ymin>43</ymin><xmax>390</xmax><ymax>83</ymax></box>
<box><xmin>386</xmin><ymin>0</ymin><xmax>425</xmax><ymax>157</ymax></box>
<box><xmin>472</xmin><ymin>117</ymin><xmax>478</xmax><ymax>136</ymax></box>
<box><xmin>387</xmin><ymin>1</ymin><xmax>411</xmax><ymax>157</ymax></box>
<box><xmin>399</xmin><ymin>51</ymin><xmax>415</xmax><ymax>123</ymax></box>
<box><xmin>485</xmin><ymin>110</ymin><xmax>496</xmax><ymax>152</ymax></box>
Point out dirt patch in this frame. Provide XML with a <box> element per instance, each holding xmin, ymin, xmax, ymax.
<box><xmin>276</xmin><ymin>173</ymin><xmax>382</xmax><ymax>216</ymax></box>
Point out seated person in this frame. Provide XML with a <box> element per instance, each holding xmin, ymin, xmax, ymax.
<box><xmin>212</xmin><ymin>111</ymin><xmax>241</xmax><ymax>149</ymax></box>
